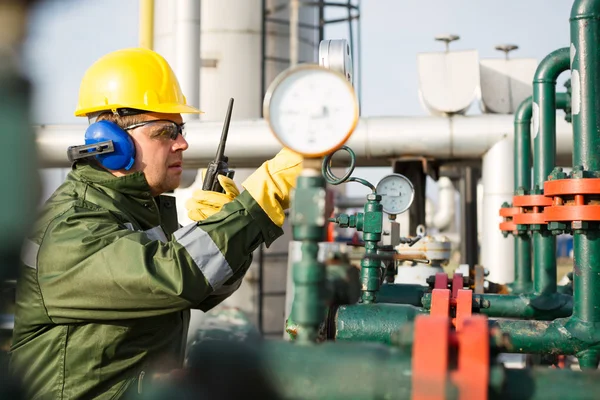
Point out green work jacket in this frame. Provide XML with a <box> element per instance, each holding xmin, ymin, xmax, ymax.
<box><xmin>9</xmin><ymin>162</ymin><xmax>283</xmax><ymax>399</ymax></box>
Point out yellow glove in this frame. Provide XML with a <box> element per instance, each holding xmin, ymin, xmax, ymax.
<box><xmin>242</xmin><ymin>147</ymin><xmax>304</xmax><ymax>227</ymax></box>
<box><xmin>185</xmin><ymin>174</ymin><xmax>240</xmax><ymax>221</ymax></box>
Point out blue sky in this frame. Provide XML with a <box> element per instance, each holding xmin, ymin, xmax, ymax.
<box><xmin>24</xmin><ymin>0</ymin><xmax>573</xmax><ymax>123</ymax></box>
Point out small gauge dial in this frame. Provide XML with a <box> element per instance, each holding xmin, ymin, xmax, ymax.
<box><xmin>263</xmin><ymin>64</ymin><xmax>359</xmax><ymax>157</ymax></box>
<box><xmin>376</xmin><ymin>173</ymin><xmax>415</xmax><ymax>215</ymax></box>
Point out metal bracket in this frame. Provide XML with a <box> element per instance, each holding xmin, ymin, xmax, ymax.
<box><xmin>67</xmin><ymin>140</ymin><xmax>114</xmax><ymax>162</ymax></box>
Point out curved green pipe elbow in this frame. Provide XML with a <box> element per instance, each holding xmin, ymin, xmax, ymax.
<box><xmin>571</xmin><ymin>0</ymin><xmax>600</xmax><ymax>19</ymax></box>
<box><xmin>533</xmin><ymin>48</ymin><xmax>570</xmax><ymax>85</ymax></box>
<box><xmin>514</xmin><ymin>92</ymin><xmax>568</xmax><ymax>193</ymax></box>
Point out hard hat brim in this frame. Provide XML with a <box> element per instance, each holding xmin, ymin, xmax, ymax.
<box><xmin>75</xmin><ymin>103</ymin><xmax>203</xmax><ymax>117</ymax></box>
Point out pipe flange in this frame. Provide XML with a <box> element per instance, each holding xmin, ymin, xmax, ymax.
<box><xmin>499</xmin><ymin>204</ymin><xmax>520</xmax><ymax>236</ymax></box>
<box><xmin>511</xmin><ymin>194</ymin><xmax>553</xmax><ymax>230</ymax></box>
<box><xmin>411</xmin><ymin>315</ymin><xmax>490</xmax><ymax>399</ymax></box>
<box><xmin>544</xmin><ymin>177</ymin><xmax>600</xmax><ymax>230</ymax></box>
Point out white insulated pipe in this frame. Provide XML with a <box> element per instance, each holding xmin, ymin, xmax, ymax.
<box><xmin>175</xmin><ymin>0</ymin><xmax>201</xmax><ymax>120</ymax></box>
<box><xmin>481</xmin><ymin>136</ymin><xmax>514</xmax><ymax>284</ymax></box>
<box><xmin>37</xmin><ymin>114</ymin><xmax>574</xmax><ymax>169</ymax></box>
<box><xmin>290</xmin><ymin>0</ymin><xmax>299</xmax><ymax>67</ymax></box>
<box><xmin>427</xmin><ymin>177</ymin><xmax>456</xmax><ymax>231</ymax></box>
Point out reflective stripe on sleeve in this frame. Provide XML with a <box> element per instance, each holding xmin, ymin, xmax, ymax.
<box><xmin>123</xmin><ymin>223</ymin><xmax>168</xmax><ymax>243</ymax></box>
<box><xmin>143</xmin><ymin>226</ymin><xmax>168</xmax><ymax>243</ymax></box>
<box><xmin>173</xmin><ymin>222</ymin><xmax>233</xmax><ymax>290</ymax></box>
<box><xmin>21</xmin><ymin>239</ymin><xmax>39</xmax><ymax>269</ymax></box>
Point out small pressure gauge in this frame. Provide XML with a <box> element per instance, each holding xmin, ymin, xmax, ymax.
<box><xmin>263</xmin><ymin>64</ymin><xmax>359</xmax><ymax>157</ymax></box>
<box><xmin>376</xmin><ymin>173</ymin><xmax>415</xmax><ymax>215</ymax></box>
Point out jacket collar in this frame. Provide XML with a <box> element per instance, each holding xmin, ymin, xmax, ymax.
<box><xmin>70</xmin><ymin>162</ymin><xmax>180</xmax><ymax>234</ymax></box>
<box><xmin>72</xmin><ymin>162</ymin><xmax>153</xmax><ymax>198</ymax></box>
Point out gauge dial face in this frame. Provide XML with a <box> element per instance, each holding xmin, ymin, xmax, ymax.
<box><xmin>264</xmin><ymin>65</ymin><xmax>359</xmax><ymax>157</ymax></box>
<box><xmin>376</xmin><ymin>173</ymin><xmax>415</xmax><ymax>215</ymax></box>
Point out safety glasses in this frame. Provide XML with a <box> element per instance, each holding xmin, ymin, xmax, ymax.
<box><xmin>124</xmin><ymin>119</ymin><xmax>186</xmax><ymax>140</ymax></box>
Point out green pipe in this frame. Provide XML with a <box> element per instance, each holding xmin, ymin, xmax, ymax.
<box><xmin>290</xmin><ymin>174</ymin><xmax>328</xmax><ymax>343</ymax></box>
<box><xmin>331</xmin><ymin>303</ymin><xmax>425</xmax><ymax>344</ymax></box>
<box><xmin>162</xmin><ymin>335</ymin><xmax>600</xmax><ymax>400</ymax></box>
<box><xmin>532</xmin><ymin>47</ymin><xmax>570</xmax><ymax>296</ymax></box>
<box><xmin>512</xmin><ymin>235</ymin><xmax>533</xmax><ymax>294</ymax></box>
<box><xmin>376</xmin><ymin>283</ymin><xmax>428</xmax><ymax>307</ymax></box>
<box><xmin>179</xmin><ymin>339</ymin><xmax>414</xmax><ymax>399</ymax></box>
<box><xmin>420</xmin><ymin>292</ymin><xmax>571</xmax><ymax>320</ymax></box>
<box><xmin>490</xmin><ymin>367</ymin><xmax>600</xmax><ymax>400</ymax></box>
<box><xmin>262</xmin><ymin>345</ymin><xmax>600</xmax><ymax>400</ymax></box>
<box><xmin>477</xmin><ymin>293</ymin><xmax>571</xmax><ymax>320</ymax></box>
<box><xmin>514</xmin><ymin>95</ymin><xmax>534</xmax><ymax>192</ymax></box>
<box><xmin>513</xmin><ymin>93</ymin><xmax>569</xmax><ymax>294</ymax></box>
<box><xmin>360</xmin><ymin>194</ymin><xmax>383</xmax><ymax>303</ymax></box>
<box><xmin>570</xmin><ymin>0</ymin><xmax>600</xmax><ymax>337</ymax></box>
<box><xmin>513</xmin><ymin>96</ymin><xmax>537</xmax><ymax>295</ymax></box>
<box><xmin>489</xmin><ymin>318</ymin><xmax>585</xmax><ymax>355</ymax></box>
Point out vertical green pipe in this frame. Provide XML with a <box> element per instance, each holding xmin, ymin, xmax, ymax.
<box><xmin>360</xmin><ymin>194</ymin><xmax>383</xmax><ymax>303</ymax></box>
<box><xmin>513</xmin><ymin>93</ymin><xmax>569</xmax><ymax>294</ymax></box>
<box><xmin>515</xmin><ymin>96</ymin><xmax>534</xmax><ymax>192</ymax></box>
<box><xmin>570</xmin><ymin>0</ymin><xmax>600</xmax><ymax>326</ymax></box>
<box><xmin>513</xmin><ymin>96</ymin><xmax>533</xmax><ymax>293</ymax></box>
<box><xmin>532</xmin><ymin>47</ymin><xmax>570</xmax><ymax>295</ymax></box>
<box><xmin>290</xmin><ymin>174</ymin><xmax>327</xmax><ymax>343</ymax></box>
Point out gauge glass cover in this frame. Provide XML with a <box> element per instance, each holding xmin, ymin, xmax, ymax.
<box><xmin>376</xmin><ymin>173</ymin><xmax>415</xmax><ymax>215</ymax></box>
<box><xmin>265</xmin><ymin>66</ymin><xmax>358</xmax><ymax>156</ymax></box>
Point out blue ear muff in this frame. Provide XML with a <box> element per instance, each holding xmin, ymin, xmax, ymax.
<box><xmin>84</xmin><ymin>120</ymin><xmax>135</xmax><ymax>170</ymax></box>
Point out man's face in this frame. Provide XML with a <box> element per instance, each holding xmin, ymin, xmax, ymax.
<box><xmin>125</xmin><ymin>112</ymin><xmax>189</xmax><ymax>196</ymax></box>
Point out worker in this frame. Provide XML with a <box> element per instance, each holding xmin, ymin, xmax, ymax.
<box><xmin>9</xmin><ymin>47</ymin><xmax>303</xmax><ymax>399</ymax></box>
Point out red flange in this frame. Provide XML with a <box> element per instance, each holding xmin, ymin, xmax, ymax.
<box><xmin>412</xmin><ymin>316</ymin><xmax>450</xmax><ymax>400</ymax></box>
<box><xmin>411</xmin><ymin>315</ymin><xmax>489</xmax><ymax>400</ymax></box>
<box><xmin>451</xmin><ymin>273</ymin><xmax>463</xmax><ymax>299</ymax></box>
<box><xmin>545</xmin><ymin>178</ymin><xmax>600</xmax><ymax>196</ymax></box>
<box><xmin>512</xmin><ymin>194</ymin><xmax>553</xmax><ymax>207</ymax></box>
<box><xmin>430</xmin><ymin>273</ymin><xmax>473</xmax><ymax>332</ymax></box>
<box><xmin>543</xmin><ymin>178</ymin><xmax>600</xmax><ymax>222</ymax></box>
<box><xmin>510</xmin><ymin>194</ymin><xmax>552</xmax><ymax>226</ymax></box>
<box><xmin>434</xmin><ymin>272</ymin><xmax>449</xmax><ymax>290</ymax></box>
<box><xmin>454</xmin><ymin>289</ymin><xmax>473</xmax><ymax>332</ymax></box>
<box><xmin>513</xmin><ymin>211</ymin><xmax>547</xmax><ymax>225</ymax></box>
<box><xmin>499</xmin><ymin>206</ymin><xmax>520</xmax><ymax>232</ymax></box>
<box><xmin>451</xmin><ymin>316</ymin><xmax>490</xmax><ymax>400</ymax></box>
<box><xmin>431</xmin><ymin>289</ymin><xmax>450</xmax><ymax>318</ymax></box>
<box><xmin>544</xmin><ymin>205</ymin><xmax>600</xmax><ymax>222</ymax></box>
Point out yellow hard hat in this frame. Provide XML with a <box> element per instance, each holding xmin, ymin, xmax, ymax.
<box><xmin>74</xmin><ymin>47</ymin><xmax>202</xmax><ymax>117</ymax></box>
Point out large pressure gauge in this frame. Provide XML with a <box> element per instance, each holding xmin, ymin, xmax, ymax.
<box><xmin>263</xmin><ymin>64</ymin><xmax>359</xmax><ymax>157</ymax></box>
<box><xmin>376</xmin><ymin>173</ymin><xmax>415</xmax><ymax>215</ymax></box>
